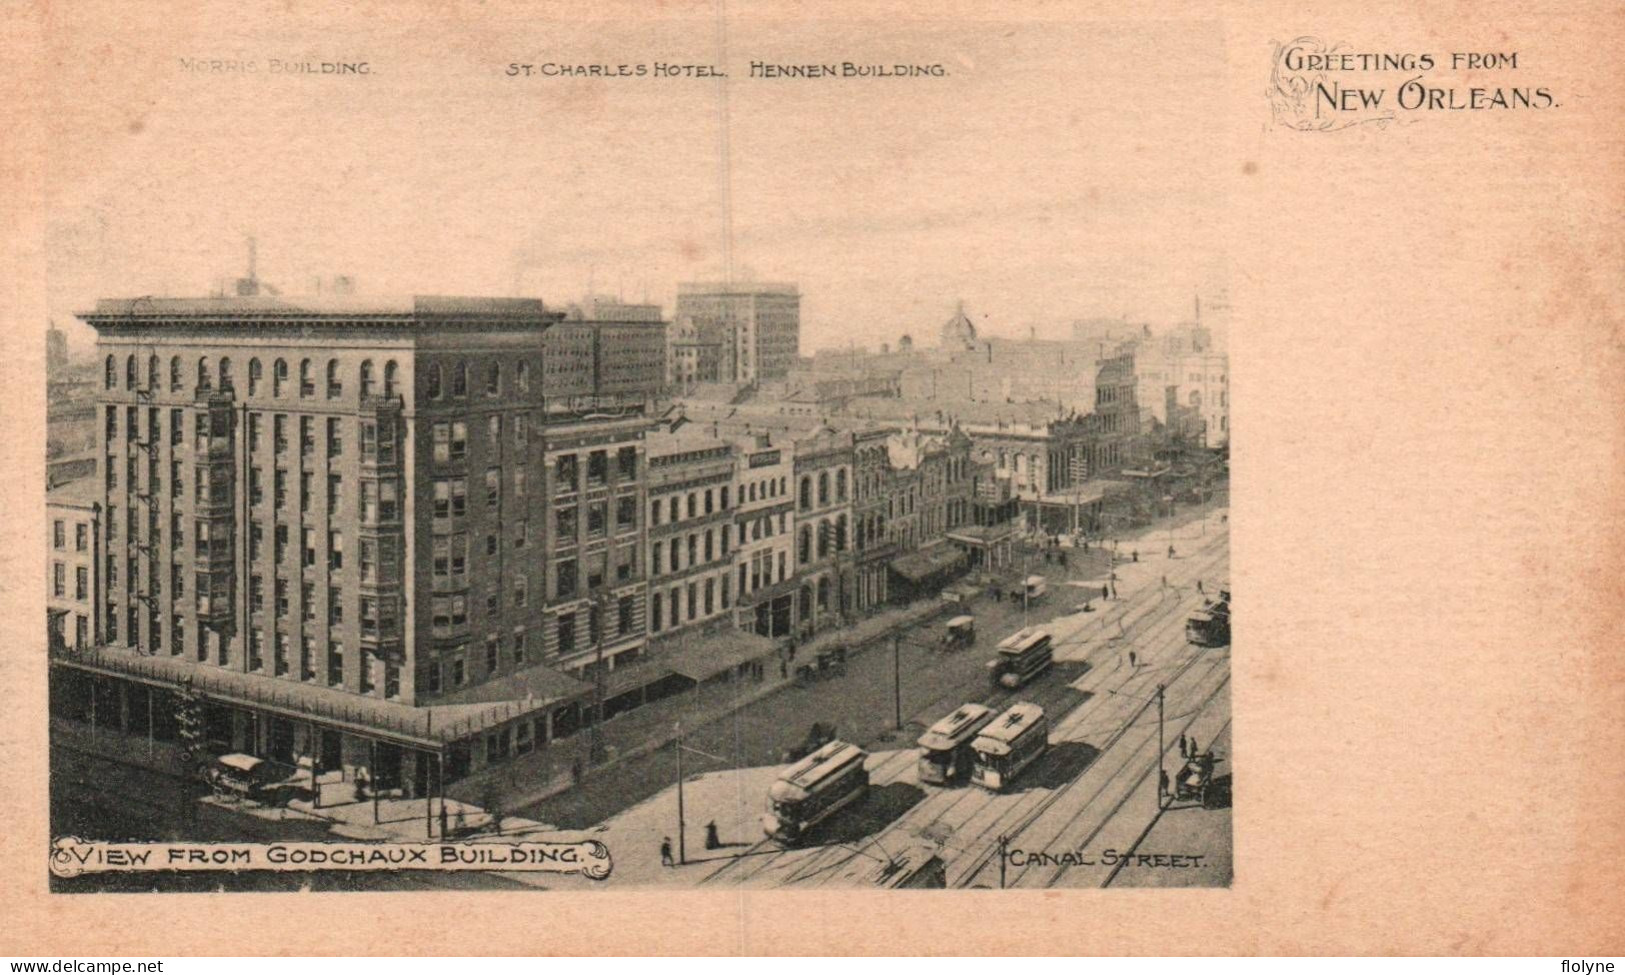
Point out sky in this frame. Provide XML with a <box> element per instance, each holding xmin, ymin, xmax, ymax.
<box><xmin>43</xmin><ymin>15</ymin><xmax>1230</xmax><ymax>354</ymax></box>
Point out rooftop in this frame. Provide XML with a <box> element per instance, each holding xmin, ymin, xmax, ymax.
<box><xmin>677</xmin><ymin>282</ymin><xmax>799</xmax><ymax>296</ymax></box>
<box><xmin>82</xmin><ymin>295</ymin><xmax>557</xmax><ymax>321</ymax></box>
<box><xmin>47</xmin><ymin>476</ymin><xmax>99</xmax><ymax>508</ymax></box>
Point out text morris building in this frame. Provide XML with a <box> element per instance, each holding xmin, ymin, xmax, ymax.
<box><xmin>63</xmin><ymin>295</ymin><xmax>664</xmax><ymax>793</ymax></box>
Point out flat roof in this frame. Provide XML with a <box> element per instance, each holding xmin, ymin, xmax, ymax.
<box><xmin>47</xmin><ymin>476</ymin><xmax>99</xmax><ymax>508</ymax></box>
<box><xmin>677</xmin><ymin>282</ymin><xmax>799</xmax><ymax>296</ymax></box>
<box><xmin>81</xmin><ymin>295</ymin><xmax>557</xmax><ymax>321</ymax></box>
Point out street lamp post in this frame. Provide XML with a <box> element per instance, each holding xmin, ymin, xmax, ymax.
<box><xmin>586</xmin><ymin>590</ymin><xmax>609</xmax><ymax>769</ymax></box>
<box><xmin>1157</xmin><ymin>682</ymin><xmax>1166</xmax><ymax>811</ymax></box>
<box><xmin>892</xmin><ymin>634</ymin><xmax>903</xmax><ymax>731</ymax></box>
<box><xmin>675</xmin><ymin>721</ymin><xmax>686</xmax><ymax>865</ymax></box>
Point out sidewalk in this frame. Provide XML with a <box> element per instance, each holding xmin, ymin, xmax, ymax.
<box><xmin>441</xmin><ymin>596</ymin><xmax>957</xmax><ymax>818</ymax></box>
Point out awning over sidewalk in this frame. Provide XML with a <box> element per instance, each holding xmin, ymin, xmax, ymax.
<box><xmin>440</xmin><ymin>662</ymin><xmax>590</xmax><ymax>709</ymax></box>
<box><xmin>52</xmin><ymin>643</ymin><xmax>550</xmax><ymax>747</ymax></box>
<box><xmin>657</xmin><ymin>627</ymin><xmax>776</xmax><ymax>682</ymax></box>
<box><xmin>890</xmin><ymin>544</ymin><xmax>969</xmax><ymax>582</ymax></box>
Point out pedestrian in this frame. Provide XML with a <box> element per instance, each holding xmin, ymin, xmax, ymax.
<box><xmin>1187</xmin><ymin>737</ymin><xmax>1198</xmax><ymax>759</ymax></box>
<box><xmin>1102</xmin><ymin>584</ymin><xmax>1110</xmax><ymax>601</ymax></box>
<box><xmin>1179</xmin><ymin>733</ymin><xmax>1188</xmax><ymax>757</ymax></box>
<box><xmin>1129</xmin><ymin>650</ymin><xmax>1138</xmax><ymax>668</ymax></box>
<box><xmin>1132</xmin><ymin>549</ymin><xmax>1138</xmax><ymax>562</ymax></box>
<box><xmin>705</xmin><ymin>821</ymin><xmax>721</xmax><ymax>850</ymax></box>
<box><xmin>1161</xmin><ymin>574</ymin><xmax>1167</xmax><ymax>589</ymax></box>
<box><xmin>1197</xmin><ymin>580</ymin><xmax>1204</xmax><ymax>594</ymax></box>
<box><xmin>660</xmin><ymin>836</ymin><xmax>675</xmax><ymax>867</ymax></box>
<box><xmin>1168</xmin><ymin>544</ymin><xmax>1176</xmax><ymax>558</ymax></box>
<box><xmin>1059</xmin><ymin>552</ymin><xmax>1068</xmax><ymax>568</ymax></box>
<box><xmin>1111</xmin><ymin>582</ymin><xmax>1118</xmax><ymax>599</ymax></box>
<box><xmin>1159</xmin><ymin>768</ymin><xmax>1170</xmax><ymax>799</ymax></box>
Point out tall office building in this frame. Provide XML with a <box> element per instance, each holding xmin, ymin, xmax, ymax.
<box><xmin>674</xmin><ymin>282</ymin><xmax>801</xmax><ymax>384</ymax></box>
<box><xmin>66</xmin><ymin>294</ymin><xmax>663</xmax><ymax>788</ymax></box>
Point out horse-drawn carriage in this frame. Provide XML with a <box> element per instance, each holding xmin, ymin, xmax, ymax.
<box><xmin>781</xmin><ymin>722</ymin><xmax>839</xmax><ymax>763</ymax></box>
<box><xmin>794</xmin><ymin>646</ymin><xmax>848</xmax><ymax>684</ymax></box>
<box><xmin>940</xmin><ymin>615</ymin><xmax>976</xmax><ymax>650</ymax></box>
<box><xmin>1174</xmin><ymin>750</ymin><xmax>1219</xmax><ymax>805</ymax></box>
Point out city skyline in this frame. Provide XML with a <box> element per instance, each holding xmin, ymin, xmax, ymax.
<box><xmin>42</xmin><ymin>18</ymin><xmax>1228</xmax><ymax>356</ymax></box>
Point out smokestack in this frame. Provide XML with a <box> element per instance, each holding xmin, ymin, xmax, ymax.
<box><xmin>247</xmin><ymin>235</ymin><xmax>257</xmax><ymax>283</ymax></box>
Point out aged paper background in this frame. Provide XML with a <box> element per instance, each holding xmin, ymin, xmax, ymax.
<box><xmin>2</xmin><ymin>0</ymin><xmax>1621</xmax><ymax>956</ymax></box>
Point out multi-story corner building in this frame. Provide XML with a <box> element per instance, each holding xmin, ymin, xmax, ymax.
<box><xmin>47</xmin><ymin>477</ymin><xmax>100</xmax><ymax>653</ymax></box>
<box><xmin>63</xmin><ymin>294</ymin><xmax>662</xmax><ymax>794</ymax></box>
<box><xmin>790</xmin><ymin>424</ymin><xmax>854</xmax><ymax>634</ymax></box>
<box><xmin>666</xmin><ymin>316</ymin><xmax>726</xmax><ymax>390</ymax></box>
<box><xmin>643</xmin><ymin>429</ymin><xmax>737</xmax><ymax>645</ymax></box>
<box><xmin>1174</xmin><ymin>350</ymin><xmax>1228</xmax><ymax>448</ymax></box>
<box><xmin>730</xmin><ymin>431</ymin><xmax>797</xmax><ymax>638</ymax></box>
<box><xmin>878</xmin><ymin>426</ymin><xmax>976</xmax><ymax>600</ymax></box>
<box><xmin>850</xmin><ymin>429</ymin><xmax>898</xmax><ymax>614</ymax></box>
<box><xmin>675</xmin><ymin>282</ymin><xmax>801</xmax><ymax>385</ymax></box>
<box><xmin>1092</xmin><ymin>352</ymin><xmax>1143</xmax><ymax>472</ymax></box>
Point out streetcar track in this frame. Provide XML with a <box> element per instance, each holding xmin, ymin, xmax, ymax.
<box><xmin>1016</xmin><ymin>669</ymin><xmax>1230</xmax><ymax>888</ymax></box>
<box><xmin>701</xmin><ymin>535</ymin><xmax>1229</xmax><ymax>888</ymax></box>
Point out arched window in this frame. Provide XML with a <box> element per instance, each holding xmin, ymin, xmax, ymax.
<box><xmin>384</xmin><ymin>361</ymin><xmax>398</xmax><ymax>398</ymax></box>
<box><xmin>486</xmin><ymin>362</ymin><xmax>500</xmax><ymax>396</ymax></box>
<box><xmin>817</xmin><ymin>577</ymin><xmax>830</xmax><ymax>611</ymax></box>
<box><xmin>197</xmin><ymin>357</ymin><xmax>211</xmax><ymax>391</ymax></box>
<box><xmin>300</xmin><ymin>359</ymin><xmax>314</xmax><ymax>397</ymax></box>
<box><xmin>817</xmin><ymin>519</ymin><xmax>830</xmax><ymax>559</ymax></box>
<box><xmin>835</xmin><ymin>514</ymin><xmax>847</xmax><ymax>552</ymax></box>
<box><xmin>147</xmin><ymin>355</ymin><xmax>159</xmax><ymax>390</ymax></box>
<box><xmin>104</xmin><ymin>356</ymin><xmax>115</xmax><ymax>390</ymax></box>
<box><xmin>326</xmin><ymin>359</ymin><xmax>341</xmax><ymax>398</ymax></box>
<box><xmin>452</xmin><ymin>362</ymin><xmax>467</xmax><ymax>397</ymax></box>
<box><xmin>271</xmin><ymin>358</ymin><xmax>285</xmax><ymax>397</ymax></box>
<box><xmin>818</xmin><ymin>471</ymin><xmax>829</xmax><ymax>506</ymax></box>
<box><xmin>516</xmin><ymin>361</ymin><xmax>530</xmax><ymax>394</ymax></box>
<box><xmin>799</xmin><ymin>476</ymin><xmax>812</xmax><ymax>511</ymax></box>
<box><xmin>170</xmin><ymin>357</ymin><xmax>182</xmax><ymax>392</ymax></box>
<box><xmin>799</xmin><ymin>526</ymin><xmax>812</xmax><ymax>564</ymax></box>
<box><xmin>426</xmin><ymin>364</ymin><xmax>442</xmax><ymax>399</ymax></box>
<box><xmin>836</xmin><ymin>468</ymin><xmax>847</xmax><ymax>501</ymax></box>
<box><xmin>125</xmin><ymin>355</ymin><xmax>136</xmax><ymax>390</ymax></box>
<box><xmin>998</xmin><ymin>450</ymin><xmax>1007</xmax><ymax>469</ymax></box>
<box><xmin>218</xmin><ymin>357</ymin><xmax>232</xmax><ymax>391</ymax></box>
<box><xmin>360</xmin><ymin>360</ymin><xmax>375</xmax><ymax>399</ymax></box>
<box><xmin>248</xmin><ymin>358</ymin><xmax>263</xmax><ymax>396</ymax></box>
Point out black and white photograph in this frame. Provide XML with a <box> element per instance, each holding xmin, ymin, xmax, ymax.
<box><xmin>41</xmin><ymin>15</ymin><xmax>1230</xmax><ymax>893</ymax></box>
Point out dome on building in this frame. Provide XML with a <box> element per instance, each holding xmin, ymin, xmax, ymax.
<box><xmin>940</xmin><ymin>300</ymin><xmax>978</xmax><ymax>350</ymax></box>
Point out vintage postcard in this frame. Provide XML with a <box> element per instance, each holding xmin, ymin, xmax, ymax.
<box><xmin>3</xmin><ymin>0</ymin><xmax>1621</xmax><ymax>957</ymax></box>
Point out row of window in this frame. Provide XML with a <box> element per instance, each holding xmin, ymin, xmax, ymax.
<box><xmin>51</xmin><ymin>519</ymin><xmax>90</xmax><ymax>552</ymax></box>
<box><xmin>107</xmin><ymin>354</ymin><xmax>401</xmax><ymax>401</ymax></box>
<box><xmin>50</xmin><ymin>562</ymin><xmax>90</xmax><ymax>601</ymax></box>
<box><xmin>104</xmin><ymin>407</ymin><xmax>394</xmax><ymax>471</ymax></box>
<box><xmin>649</xmin><ymin>483</ymin><xmax>730</xmax><ymax>527</ymax></box>
<box><xmin>651</xmin><ymin>527</ymin><xmax>731</xmax><ymax>576</ymax></box>
<box><xmin>423</xmin><ymin>360</ymin><xmax>532</xmax><ymax>400</ymax></box>
<box><xmin>649</xmin><ymin>571</ymin><xmax>731</xmax><ymax>635</ymax></box>
<box><xmin>102</xmin><ymin>604</ymin><xmax>390</xmax><ymax>695</ymax></box>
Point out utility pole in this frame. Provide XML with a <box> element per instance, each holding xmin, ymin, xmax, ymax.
<box><xmin>675</xmin><ymin>721</ymin><xmax>686</xmax><ymax>865</ymax></box>
<box><xmin>1157</xmin><ymin>683</ymin><xmax>1166</xmax><ymax>811</ymax></box>
<box><xmin>998</xmin><ymin>834</ymin><xmax>1008</xmax><ymax>889</ymax></box>
<box><xmin>586</xmin><ymin>584</ymin><xmax>609</xmax><ymax>768</ymax></box>
<box><xmin>892</xmin><ymin>634</ymin><xmax>903</xmax><ymax>731</ymax></box>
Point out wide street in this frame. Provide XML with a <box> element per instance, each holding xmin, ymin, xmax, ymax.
<box><xmin>499</xmin><ymin>505</ymin><xmax>1229</xmax><ymax>889</ymax></box>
